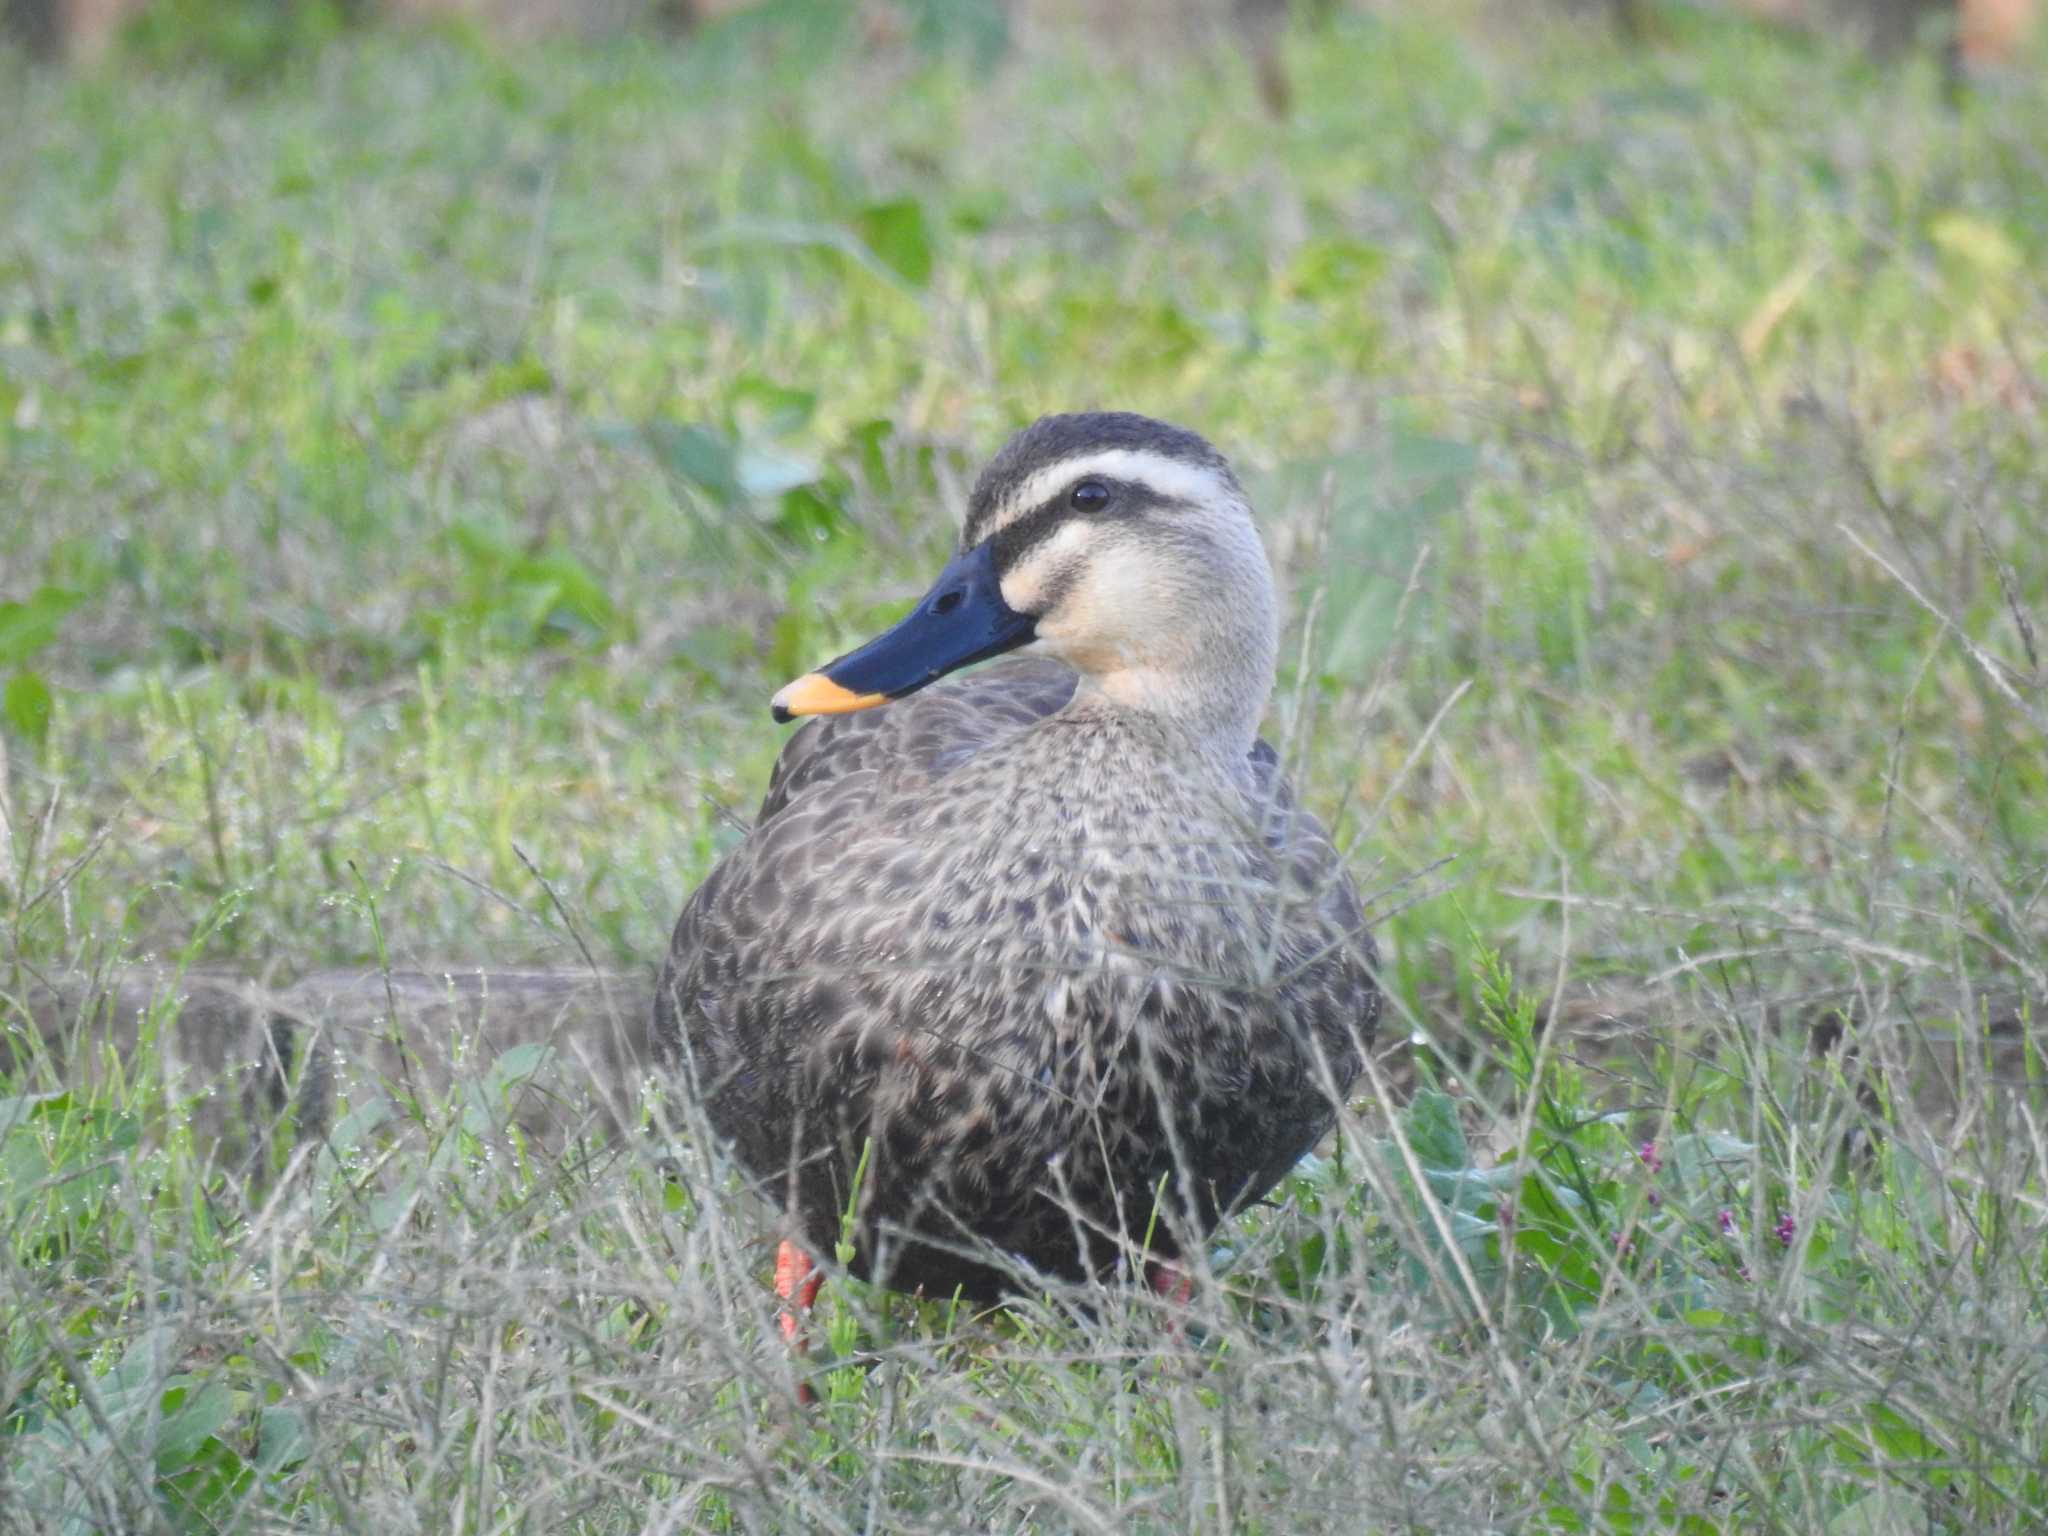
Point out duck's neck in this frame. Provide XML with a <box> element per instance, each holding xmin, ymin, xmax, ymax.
<box><xmin>1062</xmin><ymin>609</ymin><xmax>1277</xmax><ymax>767</ymax></box>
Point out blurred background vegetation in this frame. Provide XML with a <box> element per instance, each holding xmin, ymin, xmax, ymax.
<box><xmin>3</xmin><ymin>0</ymin><xmax>2039</xmax><ymax>1036</ymax></box>
<box><xmin>3</xmin><ymin>1</ymin><xmax>2047</xmax><ymax>1530</ymax></box>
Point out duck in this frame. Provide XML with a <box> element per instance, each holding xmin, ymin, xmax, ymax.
<box><xmin>652</xmin><ymin>411</ymin><xmax>1380</xmax><ymax>1323</ymax></box>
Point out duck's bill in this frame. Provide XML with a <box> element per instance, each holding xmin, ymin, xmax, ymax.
<box><xmin>771</xmin><ymin>543</ymin><xmax>1036</xmax><ymax>722</ymax></box>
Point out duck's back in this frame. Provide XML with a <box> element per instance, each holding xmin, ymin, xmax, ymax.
<box><xmin>754</xmin><ymin>656</ymin><xmax>1080</xmax><ymax>824</ymax></box>
<box><xmin>654</xmin><ymin>658</ymin><xmax>1376</xmax><ymax>1299</ymax></box>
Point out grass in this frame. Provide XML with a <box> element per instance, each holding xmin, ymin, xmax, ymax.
<box><xmin>2</xmin><ymin>0</ymin><xmax>2046</xmax><ymax>1529</ymax></box>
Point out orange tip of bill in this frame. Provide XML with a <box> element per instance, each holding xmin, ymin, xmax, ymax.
<box><xmin>771</xmin><ymin>671</ymin><xmax>886</xmax><ymax>722</ymax></box>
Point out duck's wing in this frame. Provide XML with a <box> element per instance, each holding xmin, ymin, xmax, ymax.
<box><xmin>755</xmin><ymin>656</ymin><xmax>1079</xmax><ymax>824</ymax></box>
<box><xmin>1235</xmin><ymin>745</ymin><xmax>1381</xmax><ymax>1179</ymax></box>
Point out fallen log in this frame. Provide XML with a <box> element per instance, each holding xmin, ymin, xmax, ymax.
<box><xmin>1</xmin><ymin>964</ymin><xmax>657</xmax><ymax>1179</ymax></box>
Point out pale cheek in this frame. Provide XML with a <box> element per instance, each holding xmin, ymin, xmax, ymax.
<box><xmin>1000</xmin><ymin>568</ymin><xmax>1047</xmax><ymax>615</ymax></box>
<box><xmin>1005</xmin><ymin>531</ymin><xmax>1175</xmax><ymax>673</ymax></box>
<box><xmin>998</xmin><ymin>524</ymin><xmax>1089</xmax><ymax>615</ymax></box>
<box><xmin>1036</xmin><ymin>563</ymin><xmax>1164</xmax><ymax>671</ymax></box>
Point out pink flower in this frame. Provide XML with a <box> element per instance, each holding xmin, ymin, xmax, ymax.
<box><xmin>1774</xmin><ymin>1213</ymin><xmax>1797</xmax><ymax>1248</ymax></box>
<box><xmin>1718</xmin><ymin>1208</ymin><xmax>1738</xmax><ymax>1236</ymax></box>
<box><xmin>1637</xmin><ymin>1141</ymin><xmax>1663</xmax><ymax>1174</ymax></box>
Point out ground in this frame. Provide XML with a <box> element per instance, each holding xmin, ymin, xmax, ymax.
<box><xmin>2</xmin><ymin>2</ymin><xmax>2046</xmax><ymax>1531</ymax></box>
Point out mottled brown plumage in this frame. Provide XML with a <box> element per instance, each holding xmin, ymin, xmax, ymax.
<box><xmin>653</xmin><ymin>415</ymin><xmax>1379</xmax><ymax>1302</ymax></box>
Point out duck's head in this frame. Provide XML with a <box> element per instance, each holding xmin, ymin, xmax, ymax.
<box><xmin>772</xmin><ymin>412</ymin><xmax>1279</xmax><ymax>751</ymax></box>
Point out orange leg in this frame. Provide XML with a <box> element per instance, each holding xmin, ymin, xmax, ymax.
<box><xmin>1146</xmin><ymin>1258</ymin><xmax>1194</xmax><ymax>1307</ymax></box>
<box><xmin>775</xmin><ymin>1240</ymin><xmax>826</xmax><ymax>1345</ymax></box>
<box><xmin>1146</xmin><ymin>1259</ymin><xmax>1196</xmax><ymax>1348</ymax></box>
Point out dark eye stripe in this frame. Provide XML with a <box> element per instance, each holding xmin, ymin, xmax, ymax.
<box><xmin>986</xmin><ymin>500</ymin><xmax>1074</xmax><ymax>577</ymax></box>
<box><xmin>981</xmin><ymin>478</ymin><xmax>1171</xmax><ymax>575</ymax></box>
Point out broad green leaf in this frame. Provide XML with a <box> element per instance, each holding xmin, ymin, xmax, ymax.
<box><xmin>1827</xmin><ymin>1489</ymin><xmax>1925</xmax><ymax>1536</ymax></box>
<box><xmin>854</xmin><ymin>199</ymin><xmax>934</xmax><ymax>289</ymax></box>
<box><xmin>730</xmin><ymin>377</ymin><xmax>817</xmax><ymax>437</ymax></box>
<box><xmin>485</xmin><ymin>1042</ymin><xmax>556</xmax><ymax>1095</ymax></box>
<box><xmin>897</xmin><ymin>0</ymin><xmax>1009</xmax><ymax>66</ymax></box>
<box><xmin>161</xmin><ymin>1440</ymin><xmax>255</xmax><ymax>1527</ymax></box>
<box><xmin>100</xmin><ymin>1324</ymin><xmax>177</xmax><ymax>1431</ymax></box>
<box><xmin>155</xmin><ymin>1381</ymin><xmax>236</xmax><ymax>1473</ymax></box>
<box><xmin>736</xmin><ymin>445</ymin><xmax>820</xmax><ymax>501</ymax></box>
<box><xmin>322</xmin><ymin>1098</ymin><xmax>400</xmax><ymax>1161</ymax></box>
<box><xmin>510</xmin><ymin>550</ymin><xmax>614</xmax><ymax>641</ymax></box>
<box><xmin>256</xmin><ymin>1404</ymin><xmax>311</xmax><ymax>1472</ymax></box>
<box><xmin>4</xmin><ymin>670</ymin><xmax>53</xmax><ymax>747</ymax></box>
<box><xmin>0</xmin><ymin>1091</ymin><xmax>68</xmax><ymax>1130</ymax></box>
<box><xmin>1404</xmin><ymin>1088</ymin><xmax>1470</xmax><ymax>1171</ymax></box>
<box><xmin>0</xmin><ymin>586</ymin><xmax>81</xmax><ymax>668</ymax></box>
<box><xmin>645</xmin><ymin>420</ymin><xmax>742</xmax><ymax>508</ymax></box>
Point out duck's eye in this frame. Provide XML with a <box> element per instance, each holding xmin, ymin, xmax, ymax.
<box><xmin>1069</xmin><ymin>480</ymin><xmax>1112</xmax><ymax>513</ymax></box>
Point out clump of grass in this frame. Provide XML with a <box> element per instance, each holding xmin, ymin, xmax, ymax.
<box><xmin>7</xmin><ymin>946</ymin><xmax>2047</xmax><ymax>1531</ymax></box>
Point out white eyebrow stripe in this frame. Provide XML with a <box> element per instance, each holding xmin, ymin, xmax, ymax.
<box><xmin>992</xmin><ymin>448</ymin><xmax>1231</xmax><ymax>532</ymax></box>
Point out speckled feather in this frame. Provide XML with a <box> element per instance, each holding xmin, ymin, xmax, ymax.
<box><xmin>654</xmin><ymin>655</ymin><xmax>1379</xmax><ymax>1301</ymax></box>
